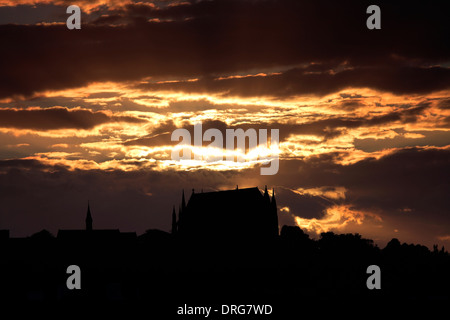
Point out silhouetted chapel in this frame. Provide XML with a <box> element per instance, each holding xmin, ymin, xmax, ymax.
<box><xmin>57</xmin><ymin>202</ymin><xmax>136</xmax><ymax>242</ymax></box>
<box><xmin>172</xmin><ymin>186</ymin><xmax>279</xmax><ymax>242</ymax></box>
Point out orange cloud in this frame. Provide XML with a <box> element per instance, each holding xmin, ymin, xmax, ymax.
<box><xmin>294</xmin><ymin>205</ymin><xmax>382</xmax><ymax>235</ymax></box>
<box><xmin>0</xmin><ymin>1</ymin><xmax>134</xmax><ymax>12</ymax></box>
<box><xmin>6</xmin><ymin>143</ymin><xmax>30</xmax><ymax>148</ymax></box>
<box><xmin>50</xmin><ymin>143</ymin><xmax>69</xmax><ymax>148</ymax></box>
<box><xmin>437</xmin><ymin>235</ymin><xmax>450</xmax><ymax>241</ymax></box>
<box><xmin>291</xmin><ymin>186</ymin><xmax>347</xmax><ymax>201</ymax></box>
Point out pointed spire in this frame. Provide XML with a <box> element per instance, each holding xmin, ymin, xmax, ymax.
<box><xmin>236</xmin><ymin>185</ymin><xmax>238</xmax><ymax>190</ymax></box>
<box><xmin>263</xmin><ymin>185</ymin><xmax>270</xmax><ymax>203</ymax></box>
<box><xmin>181</xmin><ymin>189</ymin><xmax>186</xmax><ymax>211</ymax></box>
<box><xmin>270</xmin><ymin>188</ymin><xmax>278</xmax><ymax>236</ymax></box>
<box><xmin>171</xmin><ymin>206</ymin><xmax>177</xmax><ymax>235</ymax></box>
<box><xmin>85</xmin><ymin>200</ymin><xmax>93</xmax><ymax>231</ymax></box>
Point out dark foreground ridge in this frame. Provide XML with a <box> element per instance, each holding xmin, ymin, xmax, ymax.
<box><xmin>0</xmin><ymin>187</ymin><xmax>449</xmax><ymax>314</ymax></box>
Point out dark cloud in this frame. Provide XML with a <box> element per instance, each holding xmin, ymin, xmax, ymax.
<box><xmin>0</xmin><ymin>158</ymin><xmax>50</xmax><ymax>170</ymax></box>
<box><xmin>354</xmin><ymin>130</ymin><xmax>450</xmax><ymax>153</ymax></box>
<box><xmin>260</xmin><ymin>147</ymin><xmax>450</xmax><ymax>246</ymax></box>
<box><xmin>334</xmin><ymin>100</ymin><xmax>366</xmax><ymax>111</ymax></box>
<box><xmin>0</xmin><ymin>4</ymin><xmax>65</xmax><ymax>25</ymax></box>
<box><xmin>341</xmin><ymin>147</ymin><xmax>450</xmax><ymax>217</ymax></box>
<box><xmin>0</xmin><ymin>0</ymin><xmax>449</xmax><ymax>98</ymax></box>
<box><xmin>340</xmin><ymin>93</ymin><xmax>364</xmax><ymax>99</ymax></box>
<box><xmin>275</xmin><ymin>188</ymin><xmax>332</xmax><ymax>220</ymax></box>
<box><xmin>86</xmin><ymin>91</ymin><xmax>121</xmax><ymax>99</ymax></box>
<box><xmin>135</xmin><ymin>66</ymin><xmax>450</xmax><ymax>97</ymax></box>
<box><xmin>437</xmin><ymin>98</ymin><xmax>450</xmax><ymax>110</ymax></box>
<box><xmin>0</xmin><ymin>107</ymin><xmax>145</xmax><ymax>130</ymax></box>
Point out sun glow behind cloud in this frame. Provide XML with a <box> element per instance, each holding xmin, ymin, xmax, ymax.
<box><xmin>1</xmin><ymin>82</ymin><xmax>449</xmax><ymax>173</ymax></box>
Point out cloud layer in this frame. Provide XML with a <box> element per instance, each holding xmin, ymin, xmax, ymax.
<box><xmin>0</xmin><ymin>0</ymin><xmax>449</xmax><ymax>249</ymax></box>
<box><xmin>1</xmin><ymin>0</ymin><xmax>449</xmax><ymax>98</ymax></box>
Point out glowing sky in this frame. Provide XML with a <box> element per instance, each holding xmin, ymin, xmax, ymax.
<box><xmin>0</xmin><ymin>0</ymin><xmax>449</xmax><ymax>248</ymax></box>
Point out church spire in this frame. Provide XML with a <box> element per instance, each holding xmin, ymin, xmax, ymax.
<box><xmin>271</xmin><ymin>188</ymin><xmax>279</xmax><ymax>236</ymax></box>
<box><xmin>263</xmin><ymin>185</ymin><xmax>270</xmax><ymax>203</ymax></box>
<box><xmin>171</xmin><ymin>206</ymin><xmax>177</xmax><ymax>235</ymax></box>
<box><xmin>271</xmin><ymin>188</ymin><xmax>277</xmax><ymax>210</ymax></box>
<box><xmin>86</xmin><ymin>201</ymin><xmax>93</xmax><ymax>231</ymax></box>
<box><xmin>181</xmin><ymin>189</ymin><xmax>186</xmax><ymax>212</ymax></box>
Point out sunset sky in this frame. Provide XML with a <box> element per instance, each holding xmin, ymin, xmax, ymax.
<box><xmin>0</xmin><ymin>0</ymin><xmax>449</xmax><ymax>248</ymax></box>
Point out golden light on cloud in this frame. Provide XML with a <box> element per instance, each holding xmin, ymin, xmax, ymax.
<box><xmin>0</xmin><ymin>0</ymin><xmax>136</xmax><ymax>12</ymax></box>
<box><xmin>403</xmin><ymin>132</ymin><xmax>426</xmax><ymax>139</ymax></box>
<box><xmin>1</xmin><ymin>76</ymin><xmax>449</xmax><ymax>177</ymax></box>
<box><xmin>7</xmin><ymin>143</ymin><xmax>30</xmax><ymax>148</ymax></box>
<box><xmin>50</xmin><ymin>143</ymin><xmax>69</xmax><ymax>148</ymax></box>
<box><xmin>280</xmin><ymin>207</ymin><xmax>290</xmax><ymax>213</ymax></box>
<box><xmin>292</xmin><ymin>186</ymin><xmax>347</xmax><ymax>201</ymax></box>
<box><xmin>294</xmin><ymin>205</ymin><xmax>382</xmax><ymax>235</ymax></box>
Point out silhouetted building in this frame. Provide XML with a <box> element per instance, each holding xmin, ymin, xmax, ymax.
<box><xmin>57</xmin><ymin>202</ymin><xmax>136</xmax><ymax>243</ymax></box>
<box><xmin>172</xmin><ymin>186</ymin><xmax>278</xmax><ymax>243</ymax></box>
<box><xmin>0</xmin><ymin>230</ymin><xmax>9</xmax><ymax>241</ymax></box>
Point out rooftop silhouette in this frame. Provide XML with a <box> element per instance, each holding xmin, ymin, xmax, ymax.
<box><xmin>173</xmin><ymin>186</ymin><xmax>278</xmax><ymax>243</ymax></box>
<box><xmin>0</xmin><ymin>186</ymin><xmax>448</xmax><ymax>306</ymax></box>
<box><xmin>56</xmin><ymin>202</ymin><xmax>137</xmax><ymax>243</ymax></box>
